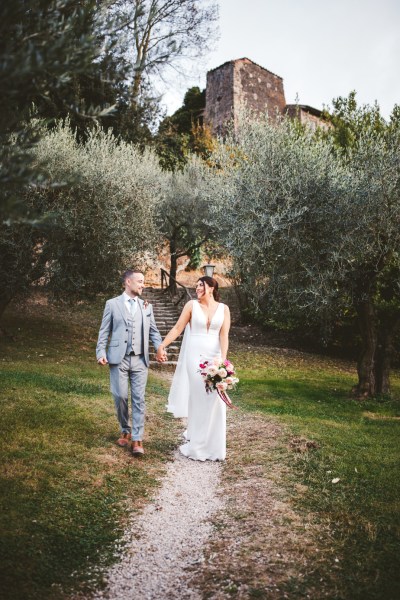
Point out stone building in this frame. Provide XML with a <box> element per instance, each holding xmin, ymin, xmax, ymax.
<box><xmin>204</xmin><ymin>57</ymin><xmax>328</xmax><ymax>134</ymax></box>
<box><xmin>285</xmin><ymin>104</ymin><xmax>331</xmax><ymax>131</ymax></box>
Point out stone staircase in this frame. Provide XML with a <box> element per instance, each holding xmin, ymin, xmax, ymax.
<box><xmin>142</xmin><ymin>287</ymin><xmax>186</xmax><ymax>369</ymax></box>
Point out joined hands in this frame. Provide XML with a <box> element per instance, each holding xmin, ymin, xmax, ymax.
<box><xmin>156</xmin><ymin>346</ymin><xmax>168</xmax><ymax>363</ymax></box>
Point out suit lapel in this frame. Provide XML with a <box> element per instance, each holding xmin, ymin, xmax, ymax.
<box><xmin>117</xmin><ymin>294</ymin><xmax>128</xmax><ymax>324</ymax></box>
<box><xmin>138</xmin><ymin>298</ymin><xmax>145</xmax><ymax>332</ymax></box>
<box><xmin>140</xmin><ymin>298</ymin><xmax>150</xmax><ymax>335</ymax></box>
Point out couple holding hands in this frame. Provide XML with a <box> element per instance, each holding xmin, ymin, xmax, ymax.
<box><xmin>96</xmin><ymin>269</ymin><xmax>230</xmax><ymax>460</ymax></box>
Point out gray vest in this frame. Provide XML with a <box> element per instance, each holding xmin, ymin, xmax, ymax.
<box><xmin>126</xmin><ymin>302</ymin><xmax>144</xmax><ymax>355</ymax></box>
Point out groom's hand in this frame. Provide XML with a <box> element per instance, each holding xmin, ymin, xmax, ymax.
<box><xmin>97</xmin><ymin>357</ymin><xmax>108</xmax><ymax>366</ymax></box>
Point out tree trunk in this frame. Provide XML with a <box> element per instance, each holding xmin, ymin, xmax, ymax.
<box><xmin>0</xmin><ymin>293</ymin><xmax>13</xmax><ymax>337</ymax></box>
<box><xmin>131</xmin><ymin>70</ymin><xmax>142</xmax><ymax>108</ymax></box>
<box><xmin>374</xmin><ymin>316</ymin><xmax>400</xmax><ymax>395</ymax></box>
<box><xmin>354</xmin><ymin>300</ymin><xmax>377</xmax><ymax>397</ymax></box>
<box><xmin>375</xmin><ymin>331</ymin><xmax>392</xmax><ymax>395</ymax></box>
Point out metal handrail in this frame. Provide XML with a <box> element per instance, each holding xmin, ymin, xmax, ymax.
<box><xmin>160</xmin><ymin>268</ymin><xmax>193</xmax><ymax>305</ymax></box>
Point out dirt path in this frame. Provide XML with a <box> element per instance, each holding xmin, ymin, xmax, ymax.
<box><xmin>94</xmin><ymin>377</ymin><xmax>333</xmax><ymax>599</ymax></box>
<box><xmin>95</xmin><ymin>443</ymin><xmax>222</xmax><ymax>600</ymax></box>
<box><xmin>186</xmin><ymin>411</ymin><xmax>333</xmax><ymax>599</ymax></box>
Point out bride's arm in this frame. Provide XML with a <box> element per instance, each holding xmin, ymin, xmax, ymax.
<box><xmin>156</xmin><ymin>301</ymin><xmax>193</xmax><ymax>360</ymax></box>
<box><xmin>219</xmin><ymin>305</ymin><xmax>231</xmax><ymax>362</ymax></box>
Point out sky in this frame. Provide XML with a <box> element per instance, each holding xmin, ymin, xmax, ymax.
<box><xmin>162</xmin><ymin>0</ymin><xmax>400</xmax><ymax>120</ymax></box>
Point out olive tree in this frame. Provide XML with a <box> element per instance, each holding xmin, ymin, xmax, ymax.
<box><xmin>0</xmin><ymin>121</ymin><xmax>164</xmax><ymax>321</ymax></box>
<box><xmin>211</xmin><ymin>111</ymin><xmax>400</xmax><ymax>397</ymax></box>
<box><xmin>211</xmin><ymin>113</ymin><xmax>349</xmax><ymax>317</ymax></box>
<box><xmin>343</xmin><ymin>125</ymin><xmax>400</xmax><ymax>396</ymax></box>
<box><xmin>157</xmin><ymin>154</ymin><xmax>218</xmax><ymax>292</ymax></box>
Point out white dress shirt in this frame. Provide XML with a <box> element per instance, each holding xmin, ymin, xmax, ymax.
<box><xmin>123</xmin><ymin>292</ymin><xmax>137</xmax><ymax>316</ymax></box>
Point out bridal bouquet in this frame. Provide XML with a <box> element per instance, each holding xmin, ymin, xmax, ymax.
<box><xmin>199</xmin><ymin>359</ymin><xmax>239</xmax><ymax>409</ymax></box>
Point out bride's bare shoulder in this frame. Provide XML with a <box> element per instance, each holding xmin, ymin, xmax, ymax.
<box><xmin>223</xmin><ymin>304</ymin><xmax>231</xmax><ymax>320</ymax></box>
<box><xmin>182</xmin><ymin>299</ymin><xmax>194</xmax><ymax>313</ymax></box>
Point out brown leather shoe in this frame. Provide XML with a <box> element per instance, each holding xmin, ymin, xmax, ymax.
<box><xmin>117</xmin><ymin>432</ymin><xmax>131</xmax><ymax>447</ymax></box>
<box><xmin>131</xmin><ymin>441</ymin><xmax>144</xmax><ymax>456</ymax></box>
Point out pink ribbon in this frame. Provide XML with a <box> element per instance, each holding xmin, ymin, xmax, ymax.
<box><xmin>217</xmin><ymin>389</ymin><xmax>237</xmax><ymax>409</ymax></box>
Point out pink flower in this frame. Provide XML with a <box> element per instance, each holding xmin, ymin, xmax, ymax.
<box><xmin>218</xmin><ymin>368</ymin><xmax>228</xmax><ymax>378</ymax></box>
<box><xmin>225</xmin><ymin>376</ymin><xmax>234</xmax><ymax>385</ymax></box>
<box><xmin>216</xmin><ymin>382</ymin><xmax>228</xmax><ymax>391</ymax></box>
<box><xmin>199</xmin><ymin>363</ymin><xmax>207</xmax><ymax>369</ymax></box>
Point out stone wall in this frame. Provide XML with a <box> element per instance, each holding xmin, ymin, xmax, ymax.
<box><xmin>286</xmin><ymin>105</ymin><xmax>331</xmax><ymax>131</ymax></box>
<box><xmin>204</xmin><ymin>61</ymin><xmax>235</xmax><ymax>135</ymax></box>
<box><xmin>205</xmin><ymin>58</ymin><xmax>286</xmax><ymax>134</ymax></box>
<box><xmin>205</xmin><ymin>57</ymin><xmax>329</xmax><ymax>134</ymax></box>
<box><xmin>234</xmin><ymin>58</ymin><xmax>286</xmax><ymax>123</ymax></box>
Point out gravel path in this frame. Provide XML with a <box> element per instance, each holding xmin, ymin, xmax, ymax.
<box><xmin>95</xmin><ymin>449</ymin><xmax>223</xmax><ymax>600</ymax></box>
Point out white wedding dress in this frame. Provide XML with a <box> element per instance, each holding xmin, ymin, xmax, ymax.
<box><xmin>166</xmin><ymin>300</ymin><xmax>226</xmax><ymax>461</ymax></box>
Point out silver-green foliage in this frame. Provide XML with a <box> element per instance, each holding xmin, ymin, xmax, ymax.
<box><xmin>33</xmin><ymin>121</ymin><xmax>164</xmax><ymax>294</ymax></box>
<box><xmin>211</xmin><ymin>112</ymin><xmax>353</xmax><ymax>322</ymax></box>
<box><xmin>210</xmin><ymin>110</ymin><xmax>400</xmax><ymax>393</ymax></box>
<box><xmin>212</xmin><ymin>111</ymin><xmax>400</xmax><ymax>316</ymax></box>
<box><xmin>157</xmin><ymin>154</ymin><xmax>217</xmax><ymax>280</ymax></box>
<box><xmin>1</xmin><ymin>122</ymin><xmax>163</xmax><ymax>304</ymax></box>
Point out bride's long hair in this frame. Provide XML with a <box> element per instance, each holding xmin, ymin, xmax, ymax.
<box><xmin>197</xmin><ymin>276</ymin><xmax>221</xmax><ymax>301</ymax></box>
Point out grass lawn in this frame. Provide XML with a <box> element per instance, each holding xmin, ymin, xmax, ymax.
<box><xmin>0</xmin><ymin>296</ymin><xmax>180</xmax><ymax>600</ymax></box>
<box><xmin>230</xmin><ymin>345</ymin><xmax>400</xmax><ymax>600</ymax></box>
<box><xmin>1</xmin><ymin>297</ymin><xmax>399</xmax><ymax>600</ymax></box>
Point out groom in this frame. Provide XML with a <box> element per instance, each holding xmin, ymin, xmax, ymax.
<box><xmin>96</xmin><ymin>269</ymin><xmax>166</xmax><ymax>456</ymax></box>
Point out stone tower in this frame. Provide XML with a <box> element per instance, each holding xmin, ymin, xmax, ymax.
<box><xmin>204</xmin><ymin>57</ymin><xmax>286</xmax><ymax>134</ymax></box>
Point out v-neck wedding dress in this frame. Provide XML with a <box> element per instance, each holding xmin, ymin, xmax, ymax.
<box><xmin>166</xmin><ymin>300</ymin><xmax>226</xmax><ymax>461</ymax></box>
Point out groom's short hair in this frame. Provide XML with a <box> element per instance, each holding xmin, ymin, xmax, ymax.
<box><xmin>121</xmin><ymin>269</ymin><xmax>143</xmax><ymax>284</ymax></box>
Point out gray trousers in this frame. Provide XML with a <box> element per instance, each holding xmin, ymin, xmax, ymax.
<box><xmin>109</xmin><ymin>354</ymin><xmax>148</xmax><ymax>441</ymax></box>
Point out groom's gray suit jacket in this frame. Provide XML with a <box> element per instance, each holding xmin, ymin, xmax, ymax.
<box><xmin>96</xmin><ymin>294</ymin><xmax>162</xmax><ymax>367</ymax></box>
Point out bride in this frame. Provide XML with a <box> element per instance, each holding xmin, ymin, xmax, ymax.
<box><xmin>156</xmin><ymin>276</ymin><xmax>231</xmax><ymax>461</ymax></box>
